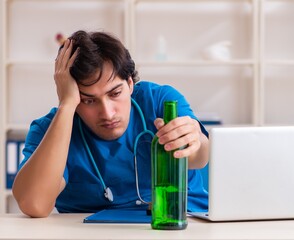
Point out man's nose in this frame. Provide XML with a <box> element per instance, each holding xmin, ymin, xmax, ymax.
<box><xmin>99</xmin><ymin>100</ymin><xmax>115</xmax><ymax>120</ymax></box>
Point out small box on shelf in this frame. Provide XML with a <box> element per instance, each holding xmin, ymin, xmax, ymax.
<box><xmin>198</xmin><ymin>112</ymin><xmax>222</xmax><ymax>126</ymax></box>
<box><xmin>6</xmin><ymin>140</ymin><xmax>25</xmax><ymax>189</ymax></box>
<box><xmin>5</xmin><ymin>129</ymin><xmax>27</xmax><ymax>189</ymax></box>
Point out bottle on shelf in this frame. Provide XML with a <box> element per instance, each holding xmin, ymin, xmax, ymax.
<box><xmin>155</xmin><ymin>35</ymin><xmax>168</xmax><ymax>61</ymax></box>
<box><xmin>55</xmin><ymin>33</ymin><xmax>67</xmax><ymax>46</ymax></box>
<box><xmin>151</xmin><ymin>100</ymin><xmax>188</xmax><ymax>230</ymax></box>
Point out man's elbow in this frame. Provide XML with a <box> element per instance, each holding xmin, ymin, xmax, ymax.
<box><xmin>14</xmin><ymin>195</ymin><xmax>54</xmax><ymax>218</ymax></box>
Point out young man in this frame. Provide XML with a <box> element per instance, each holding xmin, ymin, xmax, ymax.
<box><xmin>12</xmin><ymin>30</ymin><xmax>209</xmax><ymax>217</ymax></box>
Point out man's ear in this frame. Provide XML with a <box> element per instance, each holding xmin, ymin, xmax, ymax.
<box><xmin>127</xmin><ymin>76</ymin><xmax>134</xmax><ymax>94</ymax></box>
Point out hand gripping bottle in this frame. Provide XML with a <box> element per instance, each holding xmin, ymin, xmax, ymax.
<box><xmin>151</xmin><ymin>100</ymin><xmax>188</xmax><ymax>230</ymax></box>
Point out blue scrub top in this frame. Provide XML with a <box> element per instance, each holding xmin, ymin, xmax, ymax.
<box><xmin>20</xmin><ymin>81</ymin><xmax>209</xmax><ymax>213</ymax></box>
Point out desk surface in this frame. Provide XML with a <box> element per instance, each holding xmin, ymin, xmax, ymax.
<box><xmin>1</xmin><ymin>213</ymin><xmax>294</xmax><ymax>240</ymax></box>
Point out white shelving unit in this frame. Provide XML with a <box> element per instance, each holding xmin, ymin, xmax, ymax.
<box><xmin>132</xmin><ymin>0</ymin><xmax>260</xmax><ymax>126</ymax></box>
<box><xmin>0</xmin><ymin>0</ymin><xmax>128</xmax><ymax>214</ymax></box>
<box><xmin>0</xmin><ymin>0</ymin><xmax>7</xmax><ymax>215</ymax></box>
<box><xmin>1</xmin><ymin>0</ymin><xmax>293</xmax><ymax>213</ymax></box>
<box><xmin>260</xmin><ymin>0</ymin><xmax>294</xmax><ymax>125</ymax></box>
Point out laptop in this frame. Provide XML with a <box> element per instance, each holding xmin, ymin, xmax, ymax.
<box><xmin>189</xmin><ymin>126</ymin><xmax>294</xmax><ymax>221</ymax></box>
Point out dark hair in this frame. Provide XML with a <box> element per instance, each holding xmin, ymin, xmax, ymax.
<box><xmin>67</xmin><ymin>30</ymin><xmax>139</xmax><ymax>86</ymax></box>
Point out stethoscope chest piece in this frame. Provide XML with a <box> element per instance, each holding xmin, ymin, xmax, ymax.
<box><xmin>104</xmin><ymin>187</ymin><xmax>114</xmax><ymax>202</ymax></box>
<box><xmin>79</xmin><ymin>98</ymin><xmax>152</xmax><ymax>205</ymax></box>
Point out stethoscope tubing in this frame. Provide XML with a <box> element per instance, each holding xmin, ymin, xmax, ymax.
<box><xmin>78</xmin><ymin>98</ymin><xmax>154</xmax><ymax>204</ymax></box>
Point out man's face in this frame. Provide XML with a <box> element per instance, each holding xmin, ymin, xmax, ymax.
<box><xmin>76</xmin><ymin>62</ymin><xmax>133</xmax><ymax>140</ymax></box>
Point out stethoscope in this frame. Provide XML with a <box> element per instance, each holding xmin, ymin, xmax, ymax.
<box><xmin>78</xmin><ymin>98</ymin><xmax>154</xmax><ymax>205</ymax></box>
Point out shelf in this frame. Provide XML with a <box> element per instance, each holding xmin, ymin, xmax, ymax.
<box><xmin>264</xmin><ymin>60</ymin><xmax>294</xmax><ymax>66</ymax></box>
<box><xmin>6</xmin><ymin>60</ymin><xmax>54</xmax><ymax>66</ymax></box>
<box><xmin>263</xmin><ymin>0</ymin><xmax>294</xmax><ymax>60</ymax></box>
<box><xmin>133</xmin><ymin>0</ymin><xmax>255</xmax><ymax>63</ymax></box>
<box><xmin>5</xmin><ymin>0</ymin><xmax>126</xmax><ymax>62</ymax></box>
<box><xmin>134</xmin><ymin>0</ymin><xmax>253</xmax><ymax>3</ymax></box>
<box><xmin>4</xmin><ymin>189</ymin><xmax>12</xmax><ymax>198</ymax></box>
<box><xmin>6</xmin><ymin>124</ymin><xmax>30</xmax><ymax>132</ymax></box>
<box><xmin>5</xmin><ymin>60</ymin><xmax>256</xmax><ymax>67</ymax></box>
<box><xmin>137</xmin><ymin>60</ymin><xmax>255</xmax><ymax>67</ymax></box>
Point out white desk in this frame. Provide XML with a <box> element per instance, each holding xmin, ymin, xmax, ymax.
<box><xmin>1</xmin><ymin>213</ymin><xmax>294</xmax><ymax>239</ymax></box>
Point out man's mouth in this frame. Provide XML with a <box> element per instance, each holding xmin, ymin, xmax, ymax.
<box><xmin>101</xmin><ymin>120</ymin><xmax>120</xmax><ymax>129</ymax></box>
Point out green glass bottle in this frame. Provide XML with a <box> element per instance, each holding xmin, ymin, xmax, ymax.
<box><xmin>151</xmin><ymin>101</ymin><xmax>188</xmax><ymax>230</ymax></box>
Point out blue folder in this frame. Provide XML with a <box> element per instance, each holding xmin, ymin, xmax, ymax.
<box><xmin>6</xmin><ymin>141</ymin><xmax>25</xmax><ymax>189</ymax></box>
<box><xmin>83</xmin><ymin>209</ymin><xmax>151</xmax><ymax>223</ymax></box>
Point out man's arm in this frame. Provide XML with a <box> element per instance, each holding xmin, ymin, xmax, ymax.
<box><xmin>12</xmin><ymin>39</ymin><xmax>80</xmax><ymax>217</ymax></box>
<box><xmin>12</xmin><ymin>106</ymin><xmax>75</xmax><ymax>217</ymax></box>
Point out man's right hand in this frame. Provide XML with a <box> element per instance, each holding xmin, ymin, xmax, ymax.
<box><xmin>54</xmin><ymin>39</ymin><xmax>80</xmax><ymax>109</ymax></box>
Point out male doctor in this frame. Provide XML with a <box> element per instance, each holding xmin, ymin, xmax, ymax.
<box><xmin>12</xmin><ymin>30</ymin><xmax>209</xmax><ymax>217</ymax></box>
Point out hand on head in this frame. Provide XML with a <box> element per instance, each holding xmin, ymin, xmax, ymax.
<box><xmin>54</xmin><ymin>39</ymin><xmax>80</xmax><ymax>109</ymax></box>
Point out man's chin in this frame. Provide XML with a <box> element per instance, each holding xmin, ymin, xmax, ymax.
<box><xmin>95</xmin><ymin>129</ymin><xmax>125</xmax><ymax>141</ymax></box>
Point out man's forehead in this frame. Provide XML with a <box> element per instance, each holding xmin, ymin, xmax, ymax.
<box><xmin>79</xmin><ymin>79</ymin><xmax>125</xmax><ymax>97</ymax></box>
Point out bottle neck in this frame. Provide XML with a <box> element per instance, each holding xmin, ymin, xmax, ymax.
<box><xmin>163</xmin><ymin>101</ymin><xmax>178</xmax><ymax>124</ymax></box>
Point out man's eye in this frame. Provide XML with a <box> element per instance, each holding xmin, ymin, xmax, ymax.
<box><xmin>111</xmin><ymin>91</ymin><xmax>121</xmax><ymax>98</ymax></box>
<box><xmin>82</xmin><ymin>99</ymin><xmax>95</xmax><ymax>105</ymax></box>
